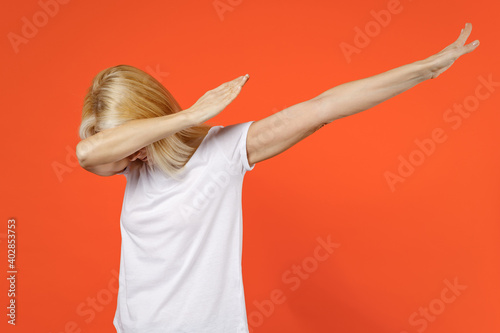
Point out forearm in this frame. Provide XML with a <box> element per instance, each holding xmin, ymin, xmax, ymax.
<box><xmin>314</xmin><ymin>58</ymin><xmax>433</xmax><ymax>123</ymax></box>
<box><xmin>76</xmin><ymin>110</ymin><xmax>195</xmax><ymax>168</ymax></box>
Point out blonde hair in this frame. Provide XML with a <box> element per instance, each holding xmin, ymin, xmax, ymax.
<box><xmin>79</xmin><ymin>64</ymin><xmax>211</xmax><ymax>178</ymax></box>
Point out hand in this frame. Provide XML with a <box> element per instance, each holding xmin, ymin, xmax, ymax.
<box><xmin>425</xmin><ymin>23</ymin><xmax>480</xmax><ymax>79</ymax></box>
<box><xmin>185</xmin><ymin>74</ymin><xmax>250</xmax><ymax>124</ymax></box>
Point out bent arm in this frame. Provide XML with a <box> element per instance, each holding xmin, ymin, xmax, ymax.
<box><xmin>77</xmin><ymin>74</ymin><xmax>251</xmax><ymax>175</ymax></box>
<box><xmin>76</xmin><ymin>111</ymin><xmax>195</xmax><ymax>170</ymax></box>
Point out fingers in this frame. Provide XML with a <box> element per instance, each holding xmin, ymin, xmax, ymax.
<box><xmin>236</xmin><ymin>74</ymin><xmax>249</xmax><ymax>93</ymax></box>
<box><xmin>450</xmin><ymin>22</ymin><xmax>479</xmax><ymax>57</ymax></box>
<box><xmin>226</xmin><ymin>75</ymin><xmax>250</xmax><ymax>94</ymax></box>
<box><xmin>459</xmin><ymin>22</ymin><xmax>480</xmax><ymax>55</ymax></box>
<box><xmin>214</xmin><ymin>74</ymin><xmax>250</xmax><ymax>93</ymax></box>
<box><xmin>463</xmin><ymin>39</ymin><xmax>480</xmax><ymax>55</ymax></box>
<box><xmin>457</xmin><ymin>22</ymin><xmax>472</xmax><ymax>45</ymax></box>
<box><xmin>233</xmin><ymin>74</ymin><xmax>250</xmax><ymax>87</ymax></box>
<box><xmin>229</xmin><ymin>75</ymin><xmax>248</xmax><ymax>96</ymax></box>
<box><xmin>457</xmin><ymin>23</ymin><xmax>479</xmax><ymax>47</ymax></box>
<box><xmin>228</xmin><ymin>74</ymin><xmax>249</xmax><ymax>90</ymax></box>
<box><xmin>241</xmin><ymin>74</ymin><xmax>250</xmax><ymax>86</ymax></box>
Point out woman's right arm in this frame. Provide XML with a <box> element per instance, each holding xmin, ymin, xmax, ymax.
<box><xmin>76</xmin><ymin>111</ymin><xmax>195</xmax><ymax>173</ymax></box>
<box><xmin>76</xmin><ymin>74</ymin><xmax>250</xmax><ymax>176</ymax></box>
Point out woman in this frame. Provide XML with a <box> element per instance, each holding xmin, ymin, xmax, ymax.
<box><xmin>76</xmin><ymin>23</ymin><xmax>479</xmax><ymax>333</ymax></box>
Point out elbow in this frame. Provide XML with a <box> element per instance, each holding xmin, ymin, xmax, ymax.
<box><xmin>76</xmin><ymin>141</ymin><xmax>90</xmax><ymax>169</ymax></box>
<box><xmin>314</xmin><ymin>94</ymin><xmax>361</xmax><ymax>123</ymax></box>
<box><xmin>314</xmin><ymin>122</ymin><xmax>328</xmax><ymax>132</ymax></box>
<box><xmin>311</xmin><ymin>96</ymin><xmax>336</xmax><ymax>127</ymax></box>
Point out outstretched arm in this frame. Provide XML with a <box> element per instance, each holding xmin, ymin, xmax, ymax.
<box><xmin>246</xmin><ymin>23</ymin><xmax>480</xmax><ymax>166</ymax></box>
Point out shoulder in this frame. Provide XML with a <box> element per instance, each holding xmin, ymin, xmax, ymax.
<box><xmin>210</xmin><ymin>121</ymin><xmax>254</xmax><ymax>143</ymax></box>
<box><xmin>208</xmin><ymin>121</ymin><xmax>255</xmax><ymax>172</ymax></box>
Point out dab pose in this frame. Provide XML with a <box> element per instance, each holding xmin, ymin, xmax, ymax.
<box><xmin>77</xmin><ymin>23</ymin><xmax>479</xmax><ymax>333</ymax></box>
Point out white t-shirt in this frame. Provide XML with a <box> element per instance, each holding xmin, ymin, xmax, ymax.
<box><xmin>113</xmin><ymin>121</ymin><xmax>255</xmax><ymax>333</ymax></box>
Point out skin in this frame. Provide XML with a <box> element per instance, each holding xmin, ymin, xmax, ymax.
<box><xmin>128</xmin><ymin>147</ymin><xmax>148</xmax><ymax>162</ymax></box>
<box><xmin>245</xmin><ymin>23</ymin><xmax>479</xmax><ymax>165</ymax></box>
<box><xmin>77</xmin><ymin>23</ymin><xmax>479</xmax><ymax>176</ymax></box>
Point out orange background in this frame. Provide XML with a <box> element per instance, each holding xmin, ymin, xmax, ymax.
<box><xmin>1</xmin><ymin>0</ymin><xmax>499</xmax><ymax>332</ymax></box>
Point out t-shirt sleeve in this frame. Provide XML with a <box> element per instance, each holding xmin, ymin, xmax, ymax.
<box><xmin>214</xmin><ymin>121</ymin><xmax>256</xmax><ymax>174</ymax></box>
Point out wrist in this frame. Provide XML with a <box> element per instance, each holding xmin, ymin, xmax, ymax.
<box><xmin>414</xmin><ymin>58</ymin><xmax>435</xmax><ymax>81</ymax></box>
<box><xmin>180</xmin><ymin>107</ymin><xmax>203</xmax><ymax>127</ymax></box>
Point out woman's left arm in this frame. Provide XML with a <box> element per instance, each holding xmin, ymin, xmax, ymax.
<box><xmin>247</xmin><ymin>23</ymin><xmax>480</xmax><ymax>165</ymax></box>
